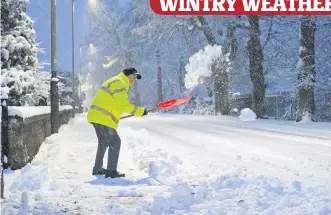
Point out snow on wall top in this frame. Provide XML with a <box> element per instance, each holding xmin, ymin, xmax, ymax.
<box><xmin>8</xmin><ymin>105</ymin><xmax>73</xmax><ymax>118</ymax></box>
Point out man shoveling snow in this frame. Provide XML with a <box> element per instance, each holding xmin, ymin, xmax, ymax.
<box><xmin>87</xmin><ymin>68</ymin><xmax>148</xmax><ymax>178</ymax></box>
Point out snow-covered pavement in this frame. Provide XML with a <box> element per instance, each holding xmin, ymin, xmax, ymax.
<box><xmin>1</xmin><ymin>113</ymin><xmax>331</xmax><ymax>215</ymax></box>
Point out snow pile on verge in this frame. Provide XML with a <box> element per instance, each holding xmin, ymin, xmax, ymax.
<box><xmin>239</xmin><ymin>108</ymin><xmax>257</xmax><ymax>121</ymax></box>
<box><xmin>1</xmin><ymin>129</ymin><xmax>69</xmax><ymax>215</ymax></box>
<box><xmin>298</xmin><ymin>112</ymin><xmax>313</xmax><ymax>124</ymax></box>
<box><xmin>107</xmin><ymin>172</ymin><xmax>331</xmax><ymax>215</ymax></box>
<box><xmin>1</xmin><ymin>164</ymin><xmax>58</xmax><ymax>215</ymax></box>
<box><xmin>9</xmin><ymin>164</ymin><xmax>56</xmax><ymax>193</ymax></box>
<box><xmin>1</xmin><ymin>191</ymin><xmax>54</xmax><ymax>215</ymax></box>
<box><xmin>122</xmin><ymin>128</ymin><xmax>183</xmax><ymax>182</ymax></box>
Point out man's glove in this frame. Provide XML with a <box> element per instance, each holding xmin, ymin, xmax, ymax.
<box><xmin>142</xmin><ymin>109</ymin><xmax>148</xmax><ymax>116</ymax></box>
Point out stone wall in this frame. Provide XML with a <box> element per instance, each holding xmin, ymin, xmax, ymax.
<box><xmin>7</xmin><ymin>108</ymin><xmax>72</xmax><ymax>170</ymax></box>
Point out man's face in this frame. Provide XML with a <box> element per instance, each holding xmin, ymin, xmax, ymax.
<box><xmin>128</xmin><ymin>74</ymin><xmax>138</xmax><ymax>84</ymax></box>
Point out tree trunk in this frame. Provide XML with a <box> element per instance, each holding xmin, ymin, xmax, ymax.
<box><xmin>214</xmin><ymin>21</ymin><xmax>238</xmax><ymax>115</ymax></box>
<box><xmin>226</xmin><ymin>22</ymin><xmax>237</xmax><ymax>62</ymax></box>
<box><xmin>178</xmin><ymin>56</ymin><xmax>185</xmax><ymax>93</ymax></box>
<box><xmin>156</xmin><ymin>49</ymin><xmax>163</xmax><ymax>103</ymax></box>
<box><xmin>212</xmin><ymin>57</ymin><xmax>230</xmax><ymax>115</ymax></box>
<box><xmin>247</xmin><ymin>16</ymin><xmax>266</xmax><ymax>119</ymax></box>
<box><xmin>197</xmin><ymin>16</ymin><xmax>217</xmax><ymax>45</ymax></box>
<box><xmin>296</xmin><ymin>16</ymin><xmax>316</xmax><ymax>122</ymax></box>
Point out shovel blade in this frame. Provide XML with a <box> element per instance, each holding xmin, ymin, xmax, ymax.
<box><xmin>157</xmin><ymin>95</ymin><xmax>193</xmax><ymax>109</ymax></box>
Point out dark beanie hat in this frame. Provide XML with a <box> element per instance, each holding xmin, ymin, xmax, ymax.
<box><xmin>122</xmin><ymin>67</ymin><xmax>141</xmax><ymax>80</ymax></box>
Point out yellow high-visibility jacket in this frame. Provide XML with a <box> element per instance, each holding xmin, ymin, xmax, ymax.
<box><xmin>87</xmin><ymin>72</ymin><xmax>145</xmax><ymax>130</ymax></box>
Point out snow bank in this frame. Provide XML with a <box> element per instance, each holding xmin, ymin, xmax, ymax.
<box><xmin>110</xmin><ymin>172</ymin><xmax>331</xmax><ymax>215</ymax></box>
<box><xmin>2</xmin><ymin>193</ymin><xmax>53</xmax><ymax>215</ymax></box>
<box><xmin>1</xmin><ymin>123</ymin><xmax>75</xmax><ymax>215</ymax></box>
<box><xmin>9</xmin><ymin>164</ymin><xmax>55</xmax><ymax>193</ymax></box>
<box><xmin>2</xmin><ymin>163</ymin><xmax>58</xmax><ymax>215</ymax></box>
<box><xmin>239</xmin><ymin>108</ymin><xmax>257</xmax><ymax>121</ymax></box>
<box><xmin>298</xmin><ymin>113</ymin><xmax>313</xmax><ymax>124</ymax></box>
<box><xmin>122</xmin><ymin>128</ymin><xmax>183</xmax><ymax>182</ymax></box>
<box><xmin>184</xmin><ymin>44</ymin><xmax>229</xmax><ymax>89</ymax></box>
<box><xmin>8</xmin><ymin>105</ymin><xmax>72</xmax><ymax>118</ymax></box>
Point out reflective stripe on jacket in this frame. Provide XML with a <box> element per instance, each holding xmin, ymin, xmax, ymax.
<box><xmin>87</xmin><ymin>72</ymin><xmax>144</xmax><ymax>129</ymax></box>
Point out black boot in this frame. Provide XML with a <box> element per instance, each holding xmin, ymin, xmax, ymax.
<box><xmin>92</xmin><ymin>168</ymin><xmax>107</xmax><ymax>175</ymax></box>
<box><xmin>105</xmin><ymin>170</ymin><xmax>125</xmax><ymax>178</ymax></box>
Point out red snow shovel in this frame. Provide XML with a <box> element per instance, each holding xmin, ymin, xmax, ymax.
<box><xmin>120</xmin><ymin>95</ymin><xmax>193</xmax><ymax>119</ymax></box>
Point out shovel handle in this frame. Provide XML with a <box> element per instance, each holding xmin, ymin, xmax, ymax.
<box><xmin>120</xmin><ymin>108</ymin><xmax>159</xmax><ymax>119</ymax></box>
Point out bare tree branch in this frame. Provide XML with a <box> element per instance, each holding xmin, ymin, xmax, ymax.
<box><xmin>262</xmin><ymin>17</ymin><xmax>274</xmax><ymax>49</ymax></box>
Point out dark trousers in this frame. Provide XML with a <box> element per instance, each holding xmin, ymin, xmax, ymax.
<box><xmin>92</xmin><ymin>123</ymin><xmax>121</xmax><ymax>171</ymax></box>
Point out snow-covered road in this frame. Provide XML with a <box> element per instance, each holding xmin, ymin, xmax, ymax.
<box><xmin>124</xmin><ymin>114</ymin><xmax>331</xmax><ymax>187</ymax></box>
<box><xmin>2</xmin><ymin>113</ymin><xmax>331</xmax><ymax>215</ymax></box>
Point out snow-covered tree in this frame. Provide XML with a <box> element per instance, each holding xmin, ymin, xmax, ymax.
<box><xmin>246</xmin><ymin>16</ymin><xmax>266</xmax><ymax>119</ymax></box>
<box><xmin>296</xmin><ymin>16</ymin><xmax>316</xmax><ymax>122</ymax></box>
<box><xmin>1</xmin><ymin>0</ymin><xmax>47</xmax><ymax>106</ymax></box>
<box><xmin>57</xmin><ymin>70</ymin><xmax>79</xmax><ymax>106</ymax></box>
<box><xmin>1</xmin><ymin>0</ymin><xmax>37</xmax><ymax>71</ymax></box>
<box><xmin>315</xmin><ymin>17</ymin><xmax>331</xmax><ymax>122</ymax></box>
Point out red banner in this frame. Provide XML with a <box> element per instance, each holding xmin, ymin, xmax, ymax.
<box><xmin>150</xmin><ymin>0</ymin><xmax>331</xmax><ymax>15</ymax></box>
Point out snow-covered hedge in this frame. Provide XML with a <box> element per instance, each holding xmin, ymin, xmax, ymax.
<box><xmin>0</xmin><ymin>68</ymin><xmax>50</xmax><ymax>106</ymax></box>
